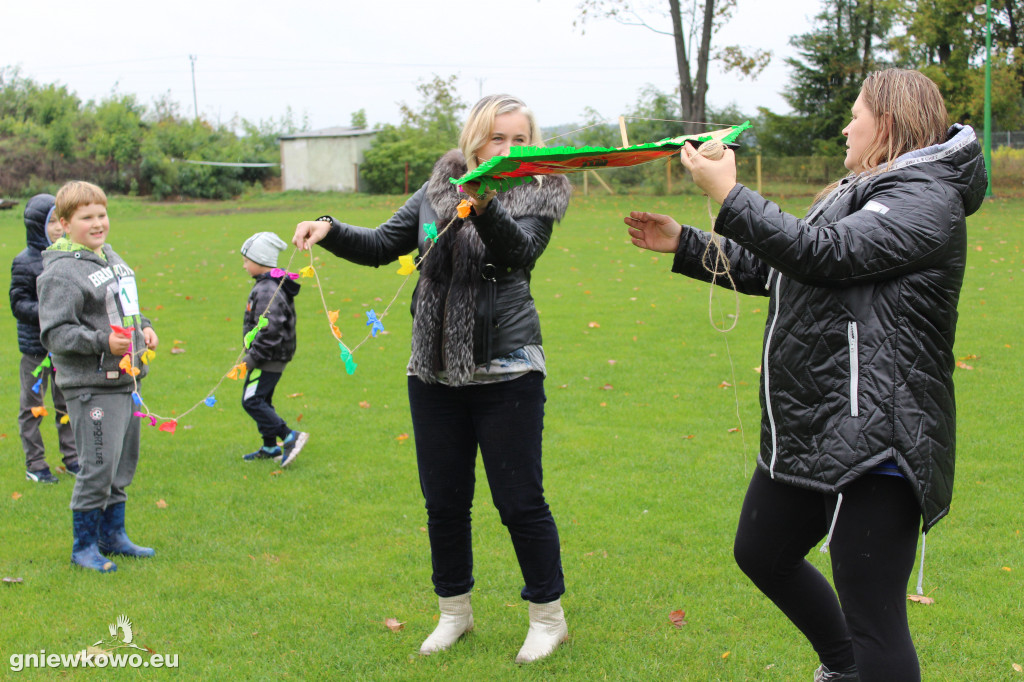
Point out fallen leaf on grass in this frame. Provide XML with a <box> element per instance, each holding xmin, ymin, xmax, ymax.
<box><xmin>1012</xmin><ymin>662</ymin><xmax>1022</xmax><ymax>673</ymax></box>
<box><xmin>156</xmin><ymin>499</ymin><xmax>168</xmax><ymax>508</ymax></box>
<box><xmin>287</xmin><ymin>393</ymin><xmax>304</xmax><ymax>398</ymax></box>
<box><xmin>718</xmin><ymin>381</ymin><xmax>732</xmax><ymax>389</ymax></box>
<box><xmin>669</xmin><ymin>609</ymin><xmax>687</xmax><ymax>628</ymax></box>
<box><xmin>602</xmin><ymin>384</ymin><xmax>614</xmax><ymax>390</ymax></box>
<box><xmin>722</xmin><ymin>651</ymin><xmax>731</xmax><ymax>660</ymax></box>
<box><xmin>955</xmin><ymin>361</ymin><xmax>973</xmax><ymax>370</ymax></box>
<box><xmin>907</xmin><ymin>594</ymin><xmax>935</xmax><ymax>605</ymax></box>
<box><xmin>396</xmin><ymin>433</ymin><xmax>409</xmax><ymax>443</ymax></box>
<box><xmin>384</xmin><ymin>618</ymin><xmax>405</xmax><ymax>632</ymax></box>
<box><xmin>169</xmin><ymin>348</ymin><xmax>186</xmax><ymax>355</ymax></box>
<box><xmin>727</xmin><ymin>427</ymin><xmax>741</xmax><ymax>433</ymax></box>
<box><xmin>296</xmin><ymin>414</ymin><xmax>303</xmax><ymax>423</ymax></box>
<box><xmin>587</xmin><ymin>321</ymin><xmax>601</xmax><ymax>328</ymax></box>
<box><xmin>270</xmin><ymin>470</ymin><xmax>283</xmax><ymax>476</ymax></box>
<box><xmin>1001</xmin><ymin>566</ymin><xmax>1012</xmax><ymax>572</ymax></box>
<box><xmin>12</xmin><ymin>492</ymin><xmax>22</xmax><ymax>501</ymax></box>
<box><xmin>359</xmin><ymin>401</ymin><xmax>371</xmax><ymax>409</ymax></box>
<box><xmin>3</xmin><ymin>577</ymin><xmax>24</xmax><ymax>584</ymax></box>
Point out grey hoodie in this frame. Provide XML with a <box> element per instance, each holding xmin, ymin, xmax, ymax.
<box><xmin>37</xmin><ymin>240</ymin><xmax>153</xmax><ymax>397</ymax></box>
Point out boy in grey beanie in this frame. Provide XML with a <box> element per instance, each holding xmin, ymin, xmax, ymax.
<box><xmin>239</xmin><ymin>232</ymin><xmax>309</xmax><ymax>466</ymax></box>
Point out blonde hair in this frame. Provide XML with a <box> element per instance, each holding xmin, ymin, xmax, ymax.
<box><xmin>55</xmin><ymin>181</ymin><xmax>108</xmax><ymax>221</ymax></box>
<box><xmin>814</xmin><ymin>69</ymin><xmax>949</xmax><ymax>205</ymax></box>
<box><xmin>459</xmin><ymin>94</ymin><xmax>542</xmax><ymax>172</ymax></box>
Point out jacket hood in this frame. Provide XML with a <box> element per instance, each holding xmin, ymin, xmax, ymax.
<box><xmin>23</xmin><ymin>193</ymin><xmax>56</xmax><ymax>251</ymax></box>
<box><xmin>255</xmin><ymin>271</ymin><xmax>301</xmax><ymax>298</ymax></box>
<box><xmin>888</xmin><ymin>124</ymin><xmax>987</xmax><ymax>216</ymax></box>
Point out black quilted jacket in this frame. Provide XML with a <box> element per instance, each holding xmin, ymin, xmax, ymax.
<box><xmin>672</xmin><ymin>124</ymin><xmax>986</xmax><ymax>531</ymax></box>
<box><xmin>9</xmin><ymin>194</ymin><xmax>55</xmax><ymax>355</ymax></box>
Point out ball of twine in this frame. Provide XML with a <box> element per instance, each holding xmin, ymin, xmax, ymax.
<box><xmin>696</xmin><ymin>139</ymin><xmax>725</xmax><ymax>161</ymax></box>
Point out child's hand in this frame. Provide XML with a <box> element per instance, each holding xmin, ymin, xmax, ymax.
<box><xmin>108</xmin><ymin>332</ymin><xmax>131</xmax><ymax>355</ymax></box>
<box><xmin>143</xmin><ymin>327</ymin><xmax>159</xmax><ymax>350</ymax></box>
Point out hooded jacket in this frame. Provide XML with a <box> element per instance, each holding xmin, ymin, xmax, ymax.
<box><xmin>316</xmin><ymin>150</ymin><xmax>572</xmax><ymax>386</ymax></box>
<box><xmin>671</xmin><ymin>124</ymin><xmax>987</xmax><ymax>531</ymax></box>
<box><xmin>242</xmin><ymin>272</ymin><xmax>300</xmax><ymax>372</ymax></box>
<box><xmin>37</xmin><ymin>241</ymin><xmax>154</xmax><ymax>397</ymax></box>
<box><xmin>9</xmin><ymin>194</ymin><xmax>57</xmax><ymax>355</ymax></box>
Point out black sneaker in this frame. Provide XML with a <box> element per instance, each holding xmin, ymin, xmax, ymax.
<box><xmin>243</xmin><ymin>446</ymin><xmax>282</xmax><ymax>462</ymax></box>
<box><xmin>26</xmin><ymin>468</ymin><xmax>59</xmax><ymax>484</ymax></box>
<box><xmin>65</xmin><ymin>462</ymin><xmax>82</xmax><ymax>476</ymax></box>
<box><xmin>279</xmin><ymin>431</ymin><xmax>309</xmax><ymax>468</ymax></box>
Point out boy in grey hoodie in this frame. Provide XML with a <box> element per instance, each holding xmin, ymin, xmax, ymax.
<box><xmin>37</xmin><ymin>181</ymin><xmax>159</xmax><ymax>574</ymax></box>
<box><xmin>9</xmin><ymin>193</ymin><xmax>79</xmax><ymax>482</ymax></box>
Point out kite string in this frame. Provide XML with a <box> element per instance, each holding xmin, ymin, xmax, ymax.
<box><xmin>544</xmin><ymin>116</ymin><xmax>744</xmax><ymax>144</ymax></box>
<box><xmin>690</xmin><ymin>139</ymin><xmax>748</xmax><ymax>476</ymax></box>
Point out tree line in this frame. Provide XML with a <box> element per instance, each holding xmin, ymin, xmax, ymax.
<box><xmin>2</xmin><ymin>0</ymin><xmax>1021</xmax><ymax>198</ymax></box>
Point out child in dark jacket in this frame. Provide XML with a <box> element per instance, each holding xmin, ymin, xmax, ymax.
<box><xmin>37</xmin><ymin>181</ymin><xmax>159</xmax><ymax>574</ymax></box>
<box><xmin>239</xmin><ymin>231</ymin><xmax>308</xmax><ymax>467</ymax></box>
<box><xmin>9</xmin><ymin>194</ymin><xmax>80</xmax><ymax>483</ymax></box>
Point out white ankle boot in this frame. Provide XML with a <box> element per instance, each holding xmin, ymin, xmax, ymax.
<box><xmin>515</xmin><ymin>598</ymin><xmax>568</xmax><ymax>663</ymax></box>
<box><xmin>419</xmin><ymin>592</ymin><xmax>473</xmax><ymax>655</ymax></box>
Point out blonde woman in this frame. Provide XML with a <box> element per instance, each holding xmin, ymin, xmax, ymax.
<box><xmin>625</xmin><ymin>69</ymin><xmax>986</xmax><ymax>681</ymax></box>
<box><xmin>293</xmin><ymin>95</ymin><xmax>571</xmax><ymax>663</ymax></box>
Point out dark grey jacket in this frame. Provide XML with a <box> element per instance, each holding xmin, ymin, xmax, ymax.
<box><xmin>317</xmin><ymin>150</ymin><xmax>571</xmax><ymax>385</ymax></box>
<box><xmin>242</xmin><ymin>273</ymin><xmax>300</xmax><ymax>372</ymax></box>
<box><xmin>38</xmin><ymin>241</ymin><xmax>154</xmax><ymax>397</ymax></box>
<box><xmin>9</xmin><ymin>194</ymin><xmax>56</xmax><ymax>355</ymax></box>
<box><xmin>672</xmin><ymin>124</ymin><xmax>986</xmax><ymax>531</ymax></box>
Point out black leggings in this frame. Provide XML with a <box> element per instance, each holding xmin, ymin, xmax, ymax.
<box><xmin>733</xmin><ymin>469</ymin><xmax>921</xmax><ymax>682</ymax></box>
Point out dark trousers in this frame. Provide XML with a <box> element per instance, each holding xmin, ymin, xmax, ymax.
<box><xmin>18</xmin><ymin>353</ymin><xmax>77</xmax><ymax>470</ymax></box>
<box><xmin>242</xmin><ymin>369</ymin><xmax>291</xmax><ymax>448</ymax></box>
<box><xmin>408</xmin><ymin>372</ymin><xmax>565</xmax><ymax>603</ymax></box>
<box><xmin>734</xmin><ymin>468</ymin><xmax>921</xmax><ymax>682</ymax></box>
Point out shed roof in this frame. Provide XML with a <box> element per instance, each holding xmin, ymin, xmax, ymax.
<box><xmin>279</xmin><ymin>126</ymin><xmax>380</xmax><ymax>141</ymax></box>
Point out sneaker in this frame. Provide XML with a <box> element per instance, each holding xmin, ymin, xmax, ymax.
<box><xmin>26</xmin><ymin>468</ymin><xmax>59</xmax><ymax>484</ymax></box>
<box><xmin>65</xmin><ymin>462</ymin><xmax>82</xmax><ymax>476</ymax></box>
<box><xmin>279</xmin><ymin>430</ymin><xmax>308</xmax><ymax>468</ymax></box>
<box><xmin>243</xmin><ymin>446</ymin><xmax>282</xmax><ymax>462</ymax></box>
<box><xmin>814</xmin><ymin>664</ymin><xmax>860</xmax><ymax>681</ymax></box>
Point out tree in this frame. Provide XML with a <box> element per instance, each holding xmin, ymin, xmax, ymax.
<box><xmin>575</xmin><ymin>0</ymin><xmax>770</xmax><ymax>134</ymax></box>
<box><xmin>764</xmin><ymin>0</ymin><xmax>894</xmax><ymax>157</ymax></box>
<box><xmin>362</xmin><ymin>75</ymin><xmax>467</xmax><ymax>194</ymax></box>
<box><xmin>350</xmin><ymin>108</ymin><xmax>368</xmax><ymax>129</ymax></box>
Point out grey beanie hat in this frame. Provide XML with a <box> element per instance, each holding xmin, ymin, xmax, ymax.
<box><xmin>241</xmin><ymin>231</ymin><xmax>287</xmax><ymax>268</ymax></box>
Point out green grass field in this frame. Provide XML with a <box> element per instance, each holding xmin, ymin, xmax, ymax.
<box><xmin>0</xmin><ymin>191</ymin><xmax>1021</xmax><ymax>680</ymax></box>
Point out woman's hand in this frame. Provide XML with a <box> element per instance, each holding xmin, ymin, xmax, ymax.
<box><xmin>679</xmin><ymin>145</ymin><xmax>738</xmax><ymax>205</ymax></box>
<box><xmin>293</xmin><ymin>220</ymin><xmax>332</xmax><ymax>250</ymax></box>
<box><xmin>624</xmin><ymin>211</ymin><xmax>683</xmax><ymax>253</ymax></box>
<box><xmin>461</xmin><ymin>181</ymin><xmax>497</xmax><ymax>215</ymax></box>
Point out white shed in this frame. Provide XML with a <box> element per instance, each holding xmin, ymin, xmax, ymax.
<box><xmin>279</xmin><ymin>127</ymin><xmax>379</xmax><ymax>192</ymax></box>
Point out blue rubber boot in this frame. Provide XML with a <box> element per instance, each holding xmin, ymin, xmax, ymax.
<box><xmin>98</xmin><ymin>502</ymin><xmax>155</xmax><ymax>558</ymax></box>
<box><xmin>71</xmin><ymin>509</ymin><xmax>117</xmax><ymax>573</ymax></box>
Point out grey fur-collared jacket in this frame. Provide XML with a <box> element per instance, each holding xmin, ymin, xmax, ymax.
<box><xmin>671</xmin><ymin>124</ymin><xmax>986</xmax><ymax>531</ymax></box>
<box><xmin>316</xmin><ymin>150</ymin><xmax>572</xmax><ymax>386</ymax></box>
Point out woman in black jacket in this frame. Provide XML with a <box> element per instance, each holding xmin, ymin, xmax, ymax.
<box><xmin>625</xmin><ymin>69</ymin><xmax>986</xmax><ymax>681</ymax></box>
<box><xmin>292</xmin><ymin>94</ymin><xmax>572</xmax><ymax>663</ymax></box>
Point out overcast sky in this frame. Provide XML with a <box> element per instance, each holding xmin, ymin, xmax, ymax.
<box><xmin>3</xmin><ymin>0</ymin><xmax>820</xmax><ymax>136</ymax></box>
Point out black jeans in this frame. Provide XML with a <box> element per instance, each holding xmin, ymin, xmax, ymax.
<box><xmin>242</xmin><ymin>369</ymin><xmax>290</xmax><ymax>448</ymax></box>
<box><xmin>734</xmin><ymin>468</ymin><xmax>921</xmax><ymax>681</ymax></box>
<box><xmin>408</xmin><ymin>372</ymin><xmax>565</xmax><ymax>603</ymax></box>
